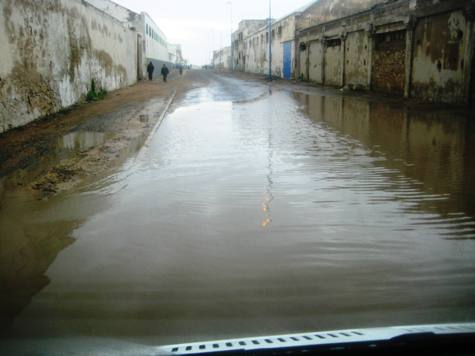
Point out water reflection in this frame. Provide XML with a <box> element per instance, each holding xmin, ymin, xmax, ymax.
<box><xmin>59</xmin><ymin>131</ymin><xmax>107</xmax><ymax>152</ymax></box>
<box><xmin>1</xmin><ymin>80</ymin><xmax>475</xmax><ymax>348</ymax></box>
<box><xmin>0</xmin><ymin>135</ymin><xmax>149</xmax><ymax>332</ymax></box>
<box><xmin>261</xmin><ymin>102</ymin><xmax>275</xmax><ymax>229</ymax></box>
<box><xmin>0</xmin><ymin>192</ymin><xmax>76</xmax><ymax>331</ymax></box>
<box><xmin>295</xmin><ymin>93</ymin><xmax>475</xmax><ymax>237</ymax></box>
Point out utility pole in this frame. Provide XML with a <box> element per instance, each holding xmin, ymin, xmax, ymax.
<box><xmin>227</xmin><ymin>1</ymin><xmax>233</xmax><ymax>72</ymax></box>
<box><xmin>268</xmin><ymin>0</ymin><xmax>272</xmax><ymax>81</ymax></box>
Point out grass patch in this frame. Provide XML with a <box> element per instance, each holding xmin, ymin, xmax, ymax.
<box><xmin>86</xmin><ymin>79</ymin><xmax>107</xmax><ymax>102</ymax></box>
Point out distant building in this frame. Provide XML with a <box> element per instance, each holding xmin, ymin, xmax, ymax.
<box><xmin>168</xmin><ymin>43</ymin><xmax>184</xmax><ymax>66</ymax></box>
<box><xmin>230</xmin><ymin>0</ymin><xmax>384</xmax><ymax>80</ymax></box>
<box><xmin>232</xmin><ymin>20</ymin><xmax>269</xmax><ymax>72</ymax></box>
<box><xmin>84</xmin><ymin>0</ymin><xmax>184</xmax><ymax>78</ymax></box>
<box><xmin>212</xmin><ymin>47</ymin><xmax>231</xmax><ymax>71</ymax></box>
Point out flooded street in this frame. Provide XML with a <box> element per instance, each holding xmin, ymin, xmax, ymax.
<box><xmin>1</xmin><ymin>72</ymin><xmax>475</xmax><ymax>350</ymax></box>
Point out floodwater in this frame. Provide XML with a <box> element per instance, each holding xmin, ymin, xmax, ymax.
<box><xmin>1</xmin><ymin>74</ymin><xmax>475</xmax><ymax>351</ymax></box>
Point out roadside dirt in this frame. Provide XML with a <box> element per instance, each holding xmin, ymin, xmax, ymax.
<box><xmin>0</xmin><ymin>70</ymin><xmax>209</xmax><ymax>197</ymax></box>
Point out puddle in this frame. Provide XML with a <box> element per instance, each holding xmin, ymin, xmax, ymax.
<box><xmin>2</xmin><ymin>80</ymin><xmax>475</xmax><ymax>348</ymax></box>
<box><xmin>59</xmin><ymin>131</ymin><xmax>108</xmax><ymax>152</ymax></box>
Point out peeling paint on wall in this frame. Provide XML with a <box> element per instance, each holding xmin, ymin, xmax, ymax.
<box><xmin>324</xmin><ymin>38</ymin><xmax>343</xmax><ymax>86</ymax></box>
<box><xmin>296</xmin><ymin>0</ymin><xmax>473</xmax><ymax>104</ymax></box>
<box><xmin>411</xmin><ymin>11</ymin><xmax>467</xmax><ymax>103</ymax></box>
<box><xmin>308</xmin><ymin>41</ymin><xmax>323</xmax><ymax>83</ymax></box>
<box><xmin>0</xmin><ymin>0</ymin><xmax>137</xmax><ymax>133</ymax></box>
<box><xmin>344</xmin><ymin>31</ymin><xmax>370</xmax><ymax>88</ymax></box>
<box><xmin>235</xmin><ymin>15</ymin><xmax>297</xmax><ymax>78</ymax></box>
<box><xmin>297</xmin><ymin>0</ymin><xmax>386</xmax><ymax>31</ymax></box>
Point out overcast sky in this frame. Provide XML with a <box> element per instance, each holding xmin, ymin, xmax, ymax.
<box><xmin>113</xmin><ymin>0</ymin><xmax>312</xmax><ymax>65</ymax></box>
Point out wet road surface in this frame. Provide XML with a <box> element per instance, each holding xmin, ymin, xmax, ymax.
<box><xmin>1</xmin><ymin>72</ymin><xmax>475</xmax><ymax>351</ymax></box>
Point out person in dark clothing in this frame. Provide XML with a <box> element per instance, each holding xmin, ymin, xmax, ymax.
<box><xmin>161</xmin><ymin>64</ymin><xmax>170</xmax><ymax>82</ymax></box>
<box><xmin>178</xmin><ymin>64</ymin><xmax>183</xmax><ymax>75</ymax></box>
<box><xmin>147</xmin><ymin>61</ymin><xmax>154</xmax><ymax>81</ymax></box>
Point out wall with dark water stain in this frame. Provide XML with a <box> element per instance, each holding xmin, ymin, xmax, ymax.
<box><xmin>0</xmin><ymin>0</ymin><xmax>138</xmax><ymax>133</ymax></box>
<box><xmin>344</xmin><ymin>30</ymin><xmax>370</xmax><ymax>89</ymax></box>
<box><xmin>296</xmin><ymin>0</ymin><xmax>385</xmax><ymax>31</ymax></box>
<box><xmin>308</xmin><ymin>40</ymin><xmax>323</xmax><ymax>83</ymax></box>
<box><xmin>411</xmin><ymin>11</ymin><xmax>467</xmax><ymax>104</ymax></box>
<box><xmin>297</xmin><ymin>0</ymin><xmax>475</xmax><ymax>105</ymax></box>
<box><xmin>324</xmin><ymin>39</ymin><xmax>343</xmax><ymax>86</ymax></box>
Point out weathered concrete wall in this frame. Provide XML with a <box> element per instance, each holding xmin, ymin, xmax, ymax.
<box><xmin>308</xmin><ymin>40</ymin><xmax>323</xmax><ymax>83</ymax></box>
<box><xmin>0</xmin><ymin>0</ymin><xmax>138</xmax><ymax>133</ymax></box>
<box><xmin>372</xmin><ymin>30</ymin><xmax>406</xmax><ymax>95</ymax></box>
<box><xmin>212</xmin><ymin>46</ymin><xmax>231</xmax><ymax>71</ymax></box>
<box><xmin>84</xmin><ymin>0</ymin><xmax>137</xmax><ymax>24</ymax></box>
<box><xmin>232</xmin><ymin>19</ymin><xmax>268</xmax><ymax>72</ymax></box>
<box><xmin>411</xmin><ymin>11</ymin><xmax>468</xmax><ymax>104</ymax></box>
<box><xmin>324</xmin><ymin>39</ymin><xmax>343</xmax><ymax>86</ymax></box>
<box><xmin>231</xmin><ymin>0</ymin><xmax>382</xmax><ymax>79</ymax></box>
<box><xmin>297</xmin><ymin>0</ymin><xmax>475</xmax><ymax>105</ymax></box>
<box><xmin>233</xmin><ymin>14</ymin><xmax>297</xmax><ymax>78</ymax></box>
<box><xmin>297</xmin><ymin>0</ymin><xmax>386</xmax><ymax>31</ymax></box>
<box><xmin>344</xmin><ymin>31</ymin><xmax>370</xmax><ymax>88</ymax></box>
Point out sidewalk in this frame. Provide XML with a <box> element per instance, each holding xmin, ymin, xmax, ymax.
<box><xmin>0</xmin><ymin>70</ymin><xmax>208</xmax><ymax>197</ymax></box>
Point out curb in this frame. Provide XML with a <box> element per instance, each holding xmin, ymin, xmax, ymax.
<box><xmin>136</xmin><ymin>89</ymin><xmax>177</xmax><ymax>160</ymax></box>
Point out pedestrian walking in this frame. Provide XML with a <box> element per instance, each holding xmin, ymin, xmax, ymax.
<box><xmin>147</xmin><ymin>61</ymin><xmax>154</xmax><ymax>81</ymax></box>
<box><xmin>161</xmin><ymin>64</ymin><xmax>170</xmax><ymax>82</ymax></box>
<box><xmin>179</xmin><ymin>64</ymin><xmax>183</xmax><ymax>76</ymax></box>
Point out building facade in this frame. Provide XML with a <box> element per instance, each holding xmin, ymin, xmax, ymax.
<box><xmin>233</xmin><ymin>14</ymin><xmax>298</xmax><ymax>79</ymax></box>
<box><xmin>215</xmin><ymin>0</ymin><xmax>475</xmax><ymax>105</ymax></box>
<box><xmin>168</xmin><ymin>44</ymin><xmax>184</xmax><ymax>66</ymax></box>
<box><xmin>84</xmin><ymin>0</ymin><xmax>183</xmax><ymax>78</ymax></box>
<box><xmin>230</xmin><ymin>0</ymin><xmax>383</xmax><ymax>80</ymax></box>
<box><xmin>232</xmin><ymin>20</ymin><xmax>269</xmax><ymax>72</ymax></box>
<box><xmin>297</xmin><ymin>0</ymin><xmax>475</xmax><ymax>105</ymax></box>
<box><xmin>212</xmin><ymin>47</ymin><xmax>232</xmax><ymax>71</ymax></box>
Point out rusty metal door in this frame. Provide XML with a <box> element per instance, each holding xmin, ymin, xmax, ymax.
<box><xmin>371</xmin><ymin>30</ymin><xmax>406</xmax><ymax>95</ymax></box>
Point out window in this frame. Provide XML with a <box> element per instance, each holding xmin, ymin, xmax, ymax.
<box><xmin>326</xmin><ymin>38</ymin><xmax>341</xmax><ymax>47</ymax></box>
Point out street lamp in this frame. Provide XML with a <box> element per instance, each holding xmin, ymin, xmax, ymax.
<box><xmin>268</xmin><ymin>0</ymin><xmax>272</xmax><ymax>81</ymax></box>
<box><xmin>227</xmin><ymin>1</ymin><xmax>233</xmax><ymax>72</ymax></box>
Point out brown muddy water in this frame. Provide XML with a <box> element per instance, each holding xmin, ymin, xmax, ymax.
<box><xmin>1</xmin><ymin>76</ymin><xmax>475</xmax><ymax>351</ymax></box>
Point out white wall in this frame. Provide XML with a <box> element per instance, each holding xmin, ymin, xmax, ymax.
<box><xmin>239</xmin><ymin>15</ymin><xmax>297</xmax><ymax>78</ymax></box>
<box><xmin>0</xmin><ymin>0</ymin><xmax>138</xmax><ymax>133</ymax></box>
<box><xmin>84</xmin><ymin>0</ymin><xmax>137</xmax><ymax>24</ymax></box>
<box><xmin>213</xmin><ymin>47</ymin><xmax>231</xmax><ymax>70</ymax></box>
<box><xmin>143</xmin><ymin>13</ymin><xmax>169</xmax><ymax>63</ymax></box>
